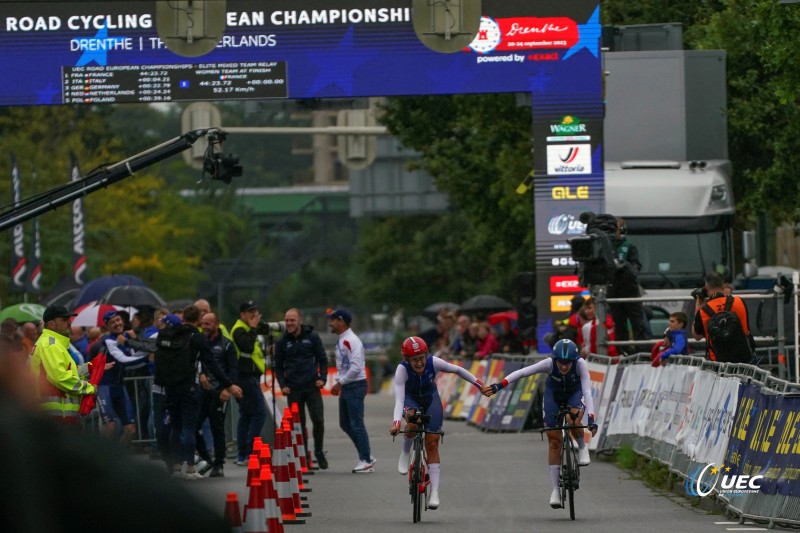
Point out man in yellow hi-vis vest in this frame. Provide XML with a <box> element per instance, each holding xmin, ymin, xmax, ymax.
<box><xmin>230</xmin><ymin>300</ymin><xmax>268</xmax><ymax>464</ymax></box>
<box><xmin>30</xmin><ymin>306</ymin><xmax>99</xmax><ymax>425</ymax></box>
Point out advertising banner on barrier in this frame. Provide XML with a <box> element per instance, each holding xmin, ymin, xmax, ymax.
<box><xmin>437</xmin><ymin>359</ymin><xmax>466</xmax><ymax>415</ymax></box>
<box><xmin>450</xmin><ymin>360</ymin><xmax>488</xmax><ymax>420</ymax></box>
<box><xmin>606</xmin><ymin>364</ymin><xmax>649</xmax><ymax>435</ymax></box>
<box><xmin>469</xmin><ymin>358</ymin><xmax>506</xmax><ymax>427</ymax></box>
<box><xmin>647</xmin><ymin>365</ymin><xmax>697</xmax><ymax>445</ymax></box>
<box><xmin>482</xmin><ymin>361</ymin><xmax>524</xmax><ymax>431</ymax></box>
<box><xmin>725</xmin><ymin>384</ymin><xmax>800</xmax><ymax>496</ymax></box>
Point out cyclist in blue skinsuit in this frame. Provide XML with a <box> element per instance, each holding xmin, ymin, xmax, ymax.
<box><xmin>389</xmin><ymin>336</ymin><xmax>485</xmax><ymax>510</ymax></box>
<box><xmin>484</xmin><ymin>339</ymin><xmax>598</xmax><ymax>509</ymax></box>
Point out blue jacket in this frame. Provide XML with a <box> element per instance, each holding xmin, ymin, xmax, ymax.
<box><xmin>660</xmin><ymin>328</ymin><xmax>689</xmax><ymax>360</ymax></box>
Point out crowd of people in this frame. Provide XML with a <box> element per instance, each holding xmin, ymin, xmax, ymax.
<box><xmin>416</xmin><ymin>307</ymin><xmax>528</xmax><ymax>360</ymax></box>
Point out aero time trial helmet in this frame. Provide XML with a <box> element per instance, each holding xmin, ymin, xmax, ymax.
<box><xmin>401</xmin><ymin>336</ymin><xmax>428</xmax><ymax>359</ymax></box>
<box><xmin>552</xmin><ymin>339</ymin><xmax>579</xmax><ymax>361</ymax></box>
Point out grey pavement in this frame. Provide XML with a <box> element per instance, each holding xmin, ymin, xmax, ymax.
<box><xmin>160</xmin><ymin>393</ymin><xmax>764</xmax><ymax>532</ymax></box>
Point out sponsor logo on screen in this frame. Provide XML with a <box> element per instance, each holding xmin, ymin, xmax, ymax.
<box><xmin>551</xmin><ymin>185</ymin><xmax>588</xmax><ymax>200</ymax></box>
<box><xmin>547</xmin><ymin>144</ymin><xmax>591</xmax><ymax>175</ymax></box>
<box><xmin>547</xmin><ymin>214</ymin><xmax>585</xmax><ymax>235</ymax></box>
<box><xmin>550</xmin><ymin>275</ymin><xmax>584</xmax><ymax>293</ymax></box>
<box><xmin>550</xmin><ymin>295</ymin><xmax>574</xmax><ymax>312</ymax></box>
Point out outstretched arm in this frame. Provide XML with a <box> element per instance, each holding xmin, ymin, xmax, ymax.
<box><xmin>485</xmin><ymin>358</ymin><xmax>552</xmax><ymax>395</ymax></box>
<box><xmin>432</xmin><ymin>357</ymin><xmax>483</xmax><ymax>389</ymax></box>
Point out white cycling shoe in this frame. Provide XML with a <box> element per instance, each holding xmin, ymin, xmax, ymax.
<box><xmin>428</xmin><ymin>489</ymin><xmax>439</xmax><ymax>510</ymax></box>
<box><xmin>550</xmin><ymin>488</ymin><xmax>562</xmax><ymax>509</ymax></box>
<box><xmin>578</xmin><ymin>446</ymin><xmax>591</xmax><ymax>466</ymax></box>
<box><xmin>398</xmin><ymin>451</ymin><xmax>410</xmax><ymax>475</ymax></box>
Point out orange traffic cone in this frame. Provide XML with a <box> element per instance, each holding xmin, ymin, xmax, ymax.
<box><xmin>282</xmin><ymin>414</ymin><xmax>310</xmax><ymax>494</ymax></box>
<box><xmin>242</xmin><ymin>478</ymin><xmax>268</xmax><ymax>533</ymax></box>
<box><xmin>224</xmin><ymin>492</ymin><xmax>243</xmax><ymax>533</ymax></box>
<box><xmin>289</xmin><ymin>403</ymin><xmax>312</xmax><ymax>475</ymax></box>
<box><xmin>282</xmin><ymin>422</ymin><xmax>311</xmax><ymax>518</ymax></box>
<box><xmin>304</xmin><ymin>426</ymin><xmax>317</xmax><ymax>471</ymax></box>
<box><xmin>273</xmin><ymin>428</ymin><xmax>304</xmax><ymax>524</ymax></box>
<box><xmin>260</xmin><ymin>465</ymin><xmax>285</xmax><ymax>533</ymax></box>
<box><xmin>246</xmin><ymin>454</ymin><xmax>260</xmax><ymax>488</ymax></box>
<box><xmin>259</xmin><ymin>443</ymin><xmax>272</xmax><ymax>469</ymax></box>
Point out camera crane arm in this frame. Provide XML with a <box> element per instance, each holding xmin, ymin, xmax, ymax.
<box><xmin>0</xmin><ymin>128</ymin><xmax>223</xmax><ymax>233</ymax></box>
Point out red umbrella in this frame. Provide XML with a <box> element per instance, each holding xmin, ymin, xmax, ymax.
<box><xmin>488</xmin><ymin>310</ymin><xmax>519</xmax><ymax>333</ymax></box>
<box><xmin>79</xmin><ymin>352</ymin><xmax>107</xmax><ymax>416</ymax></box>
<box><xmin>72</xmin><ymin>301</ymin><xmax>136</xmax><ymax>327</ymax></box>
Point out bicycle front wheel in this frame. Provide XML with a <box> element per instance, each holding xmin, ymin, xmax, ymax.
<box><xmin>412</xmin><ymin>442</ymin><xmax>423</xmax><ymax>523</ymax></box>
<box><xmin>562</xmin><ymin>437</ymin><xmax>576</xmax><ymax>520</ymax></box>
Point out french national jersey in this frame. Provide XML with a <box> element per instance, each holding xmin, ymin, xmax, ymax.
<box><xmin>334</xmin><ymin>328</ymin><xmax>366</xmax><ymax>385</ymax></box>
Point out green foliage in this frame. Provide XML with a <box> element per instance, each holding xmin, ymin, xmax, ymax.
<box><xmin>0</xmin><ymin>105</ymin><xmax>247</xmax><ymax>303</ymax></box>
<box><xmin>365</xmin><ymin>94</ymin><xmax>536</xmax><ymax>308</ymax></box>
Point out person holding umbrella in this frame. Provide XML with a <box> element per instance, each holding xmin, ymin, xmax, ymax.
<box><xmin>30</xmin><ymin>306</ymin><xmax>100</xmax><ymax>425</ymax></box>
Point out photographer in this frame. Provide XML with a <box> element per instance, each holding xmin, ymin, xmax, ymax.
<box><xmin>230</xmin><ymin>300</ymin><xmax>268</xmax><ymax>466</ymax></box>
<box><xmin>691</xmin><ymin>272</ymin><xmax>753</xmax><ymax>363</ymax></box>
<box><xmin>607</xmin><ymin>217</ymin><xmax>647</xmax><ymax>353</ymax></box>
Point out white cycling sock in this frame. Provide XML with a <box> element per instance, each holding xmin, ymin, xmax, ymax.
<box><xmin>428</xmin><ymin>463</ymin><xmax>440</xmax><ymax>491</ymax></box>
<box><xmin>550</xmin><ymin>465</ymin><xmax>560</xmax><ymax>490</ymax></box>
<box><xmin>402</xmin><ymin>437</ymin><xmax>413</xmax><ymax>454</ymax></box>
<box><xmin>577</xmin><ymin>437</ymin><xmax>586</xmax><ymax>449</ymax></box>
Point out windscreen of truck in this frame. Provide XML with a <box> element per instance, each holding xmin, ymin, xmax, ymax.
<box><xmin>628</xmin><ymin>231</ymin><xmax>732</xmax><ymax>289</ymax></box>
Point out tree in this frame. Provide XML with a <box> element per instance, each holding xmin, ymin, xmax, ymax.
<box><xmin>362</xmin><ymin>94</ymin><xmax>536</xmax><ymax>313</ymax></box>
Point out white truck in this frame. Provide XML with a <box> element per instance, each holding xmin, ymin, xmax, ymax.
<box><xmin>604</xmin><ymin>159</ymin><xmax>735</xmax><ymax>325</ymax></box>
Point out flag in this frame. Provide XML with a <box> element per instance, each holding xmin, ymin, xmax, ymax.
<box><xmin>26</xmin><ymin>169</ymin><xmax>42</xmax><ymax>294</ymax></box>
<box><xmin>9</xmin><ymin>154</ymin><xmax>26</xmax><ymax>293</ymax></box>
<box><xmin>70</xmin><ymin>153</ymin><xmax>87</xmax><ymax>285</ymax></box>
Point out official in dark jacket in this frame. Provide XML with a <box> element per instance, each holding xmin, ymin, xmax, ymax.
<box><xmin>607</xmin><ymin>217</ymin><xmax>647</xmax><ymax>352</ymax></box>
<box><xmin>274</xmin><ymin>307</ymin><xmax>329</xmax><ymax>469</ymax></box>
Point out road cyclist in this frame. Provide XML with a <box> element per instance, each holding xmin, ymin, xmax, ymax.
<box><xmin>483</xmin><ymin>339</ymin><xmax>598</xmax><ymax>509</ymax></box>
<box><xmin>389</xmin><ymin>336</ymin><xmax>486</xmax><ymax>510</ymax></box>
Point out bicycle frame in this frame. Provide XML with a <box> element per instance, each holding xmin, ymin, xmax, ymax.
<box><xmin>396</xmin><ymin>408</ymin><xmax>444</xmax><ymax>524</ymax></box>
<box><xmin>542</xmin><ymin>408</ymin><xmax>587</xmax><ymax>521</ymax></box>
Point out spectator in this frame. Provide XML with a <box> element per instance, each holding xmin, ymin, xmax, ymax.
<box><xmin>196</xmin><ymin>311</ymin><xmax>238</xmax><ymax>477</ymax></box>
<box><xmin>420</xmin><ymin>308</ymin><xmax>456</xmax><ymax>357</ymax></box>
<box><xmin>275</xmin><ymin>307</ymin><xmax>329</xmax><ymax>469</ymax></box>
<box><xmin>607</xmin><ymin>217</ymin><xmax>647</xmax><ymax>352</ymax></box>
<box><xmin>21</xmin><ymin>321</ymin><xmax>39</xmax><ymax>357</ymax></box>
<box><xmin>544</xmin><ymin>295</ymin><xmax>585</xmax><ymax>349</ymax></box>
<box><xmin>475</xmin><ymin>323</ymin><xmax>499</xmax><ymax>359</ymax></box>
<box><xmin>230</xmin><ymin>300</ymin><xmax>268</xmax><ymax>466</ymax></box>
<box><xmin>0</xmin><ymin>317</ymin><xmax>28</xmax><ymax>362</ymax></box>
<box><xmin>125</xmin><ymin>308</ymin><xmax>155</xmax><ymax>442</ymax></box>
<box><xmin>155</xmin><ymin>309</ymin><xmax>241</xmax><ymax>478</ymax></box>
<box><xmin>96</xmin><ymin>311</ymin><xmax>149</xmax><ymax>445</ymax></box>
<box><xmin>692</xmin><ymin>272</ymin><xmax>753</xmax><ymax>363</ymax></box>
<box><xmin>576</xmin><ymin>299</ymin><xmax>618</xmax><ymax>357</ymax></box>
<box><xmin>449</xmin><ymin>314</ymin><xmax>477</xmax><ymax>358</ymax></box>
<box><xmin>29</xmin><ymin>306</ymin><xmax>98</xmax><ymax>425</ymax></box>
<box><xmin>328</xmin><ymin>308</ymin><xmax>375</xmax><ymax>473</ymax></box>
<box><xmin>194</xmin><ymin>298</ymin><xmax>232</xmax><ymax>339</ymax></box>
<box><xmin>723</xmin><ymin>283</ymin><xmax>734</xmax><ymax>296</ymax></box>
<box><xmin>652</xmin><ymin>312</ymin><xmax>689</xmax><ymax>366</ymax></box>
<box><xmin>69</xmin><ymin>325</ymin><xmax>90</xmax><ymax>359</ymax></box>
<box><xmin>496</xmin><ymin>319</ymin><xmax>525</xmax><ymax>354</ymax></box>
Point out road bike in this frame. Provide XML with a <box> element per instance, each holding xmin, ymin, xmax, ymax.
<box><xmin>542</xmin><ymin>407</ymin><xmax>588</xmax><ymax>520</ymax></box>
<box><xmin>395</xmin><ymin>408</ymin><xmax>444</xmax><ymax>523</ymax></box>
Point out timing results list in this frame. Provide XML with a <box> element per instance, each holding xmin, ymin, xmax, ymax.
<box><xmin>62</xmin><ymin>61</ymin><xmax>287</xmax><ymax>103</ymax></box>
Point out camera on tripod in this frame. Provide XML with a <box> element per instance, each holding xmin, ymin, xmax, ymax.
<box><xmin>567</xmin><ymin>212</ymin><xmax>618</xmax><ymax>286</ymax></box>
<box><xmin>256</xmin><ymin>320</ymin><xmax>286</xmax><ymax>335</ymax></box>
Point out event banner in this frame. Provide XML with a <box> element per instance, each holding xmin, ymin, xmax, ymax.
<box><xmin>468</xmin><ymin>358</ymin><xmax>508</xmax><ymax>427</ymax></box>
<box><xmin>0</xmin><ymin>0</ymin><xmax>601</xmax><ymax>105</ymax></box>
<box><xmin>726</xmin><ymin>384</ymin><xmax>800</xmax><ymax>496</ymax></box>
<box><xmin>481</xmin><ymin>361</ymin><xmax>524</xmax><ymax>431</ymax></box>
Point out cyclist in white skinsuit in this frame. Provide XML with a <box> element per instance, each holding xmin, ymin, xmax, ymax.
<box><xmin>484</xmin><ymin>339</ymin><xmax>598</xmax><ymax>508</ymax></box>
<box><xmin>389</xmin><ymin>336</ymin><xmax>485</xmax><ymax>510</ymax></box>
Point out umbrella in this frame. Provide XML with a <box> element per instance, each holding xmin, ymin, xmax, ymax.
<box><xmin>0</xmin><ymin>303</ymin><xmax>46</xmax><ymax>323</ymax></box>
<box><xmin>71</xmin><ymin>275</ymin><xmax>147</xmax><ymax>308</ymax></box>
<box><xmin>79</xmin><ymin>352</ymin><xmax>107</xmax><ymax>416</ymax></box>
<box><xmin>488</xmin><ymin>310</ymin><xmax>519</xmax><ymax>333</ymax></box>
<box><xmin>458</xmin><ymin>294</ymin><xmax>514</xmax><ymax>314</ymax></box>
<box><xmin>72</xmin><ymin>301</ymin><xmax>137</xmax><ymax>328</ymax></box>
<box><xmin>99</xmin><ymin>285</ymin><xmax>166</xmax><ymax>308</ymax></box>
<box><xmin>422</xmin><ymin>302</ymin><xmax>459</xmax><ymax>320</ymax></box>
